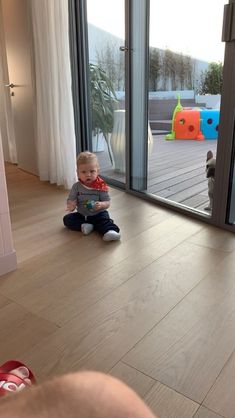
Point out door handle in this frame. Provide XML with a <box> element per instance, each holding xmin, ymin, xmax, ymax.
<box><xmin>5</xmin><ymin>83</ymin><xmax>15</xmax><ymax>88</ymax></box>
<box><xmin>119</xmin><ymin>46</ymin><xmax>128</xmax><ymax>52</ymax></box>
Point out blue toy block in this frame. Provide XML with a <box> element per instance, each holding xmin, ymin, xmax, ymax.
<box><xmin>200</xmin><ymin>109</ymin><xmax>219</xmax><ymax>140</ymax></box>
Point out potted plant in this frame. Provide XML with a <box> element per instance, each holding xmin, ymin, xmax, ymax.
<box><xmin>89</xmin><ymin>63</ymin><xmax>118</xmax><ymax>162</ymax></box>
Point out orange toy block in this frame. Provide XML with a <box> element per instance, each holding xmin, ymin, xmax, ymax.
<box><xmin>174</xmin><ymin>109</ymin><xmax>204</xmax><ymax>141</ymax></box>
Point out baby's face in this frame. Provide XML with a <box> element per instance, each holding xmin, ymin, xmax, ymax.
<box><xmin>78</xmin><ymin>162</ymin><xmax>98</xmax><ymax>185</ymax></box>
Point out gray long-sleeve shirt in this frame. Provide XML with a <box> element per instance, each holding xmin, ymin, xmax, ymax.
<box><xmin>67</xmin><ymin>181</ymin><xmax>110</xmax><ymax>216</ymax></box>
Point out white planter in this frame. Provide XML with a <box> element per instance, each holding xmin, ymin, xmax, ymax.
<box><xmin>109</xmin><ymin>110</ymin><xmax>153</xmax><ymax>173</ymax></box>
<box><xmin>92</xmin><ymin>133</ymin><xmax>106</xmax><ymax>152</ymax></box>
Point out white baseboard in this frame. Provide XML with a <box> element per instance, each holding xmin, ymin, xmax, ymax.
<box><xmin>0</xmin><ymin>251</ymin><xmax>17</xmax><ymax>277</ymax></box>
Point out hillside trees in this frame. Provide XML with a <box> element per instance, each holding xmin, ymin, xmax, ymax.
<box><xmin>95</xmin><ymin>41</ymin><xmax>196</xmax><ymax>91</ymax></box>
<box><xmin>197</xmin><ymin>62</ymin><xmax>223</xmax><ymax>94</ymax></box>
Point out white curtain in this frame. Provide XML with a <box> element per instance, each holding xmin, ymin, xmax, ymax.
<box><xmin>31</xmin><ymin>0</ymin><xmax>77</xmax><ymax>189</ymax></box>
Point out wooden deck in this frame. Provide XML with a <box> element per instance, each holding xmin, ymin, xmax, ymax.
<box><xmin>98</xmin><ymin>134</ymin><xmax>217</xmax><ymax>212</ymax></box>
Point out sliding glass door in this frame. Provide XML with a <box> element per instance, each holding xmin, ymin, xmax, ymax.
<box><xmin>124</xmin><ymin>0</ymin><xmax>235</xmax><ymax>232</ymax></box>
<box><xmin>86</xmin><ymin>0</ymin><xmax>126</xmax><ymax>185</ymax></box>
<box><xmin>71</xmin><ymin>0</ymin><xmax>235</xmax><ymax>231</ymax></box>
<box><xmin>146</xmin><ymin>0</ymin><xmax>225</xmax><ymax>216</ymax></box>
<box><xmin>215</xmin><ymin>0</ymin><xmax>235</xmax><ymax>230</ymax></box>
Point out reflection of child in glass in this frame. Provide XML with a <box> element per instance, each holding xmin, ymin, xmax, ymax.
<box><xmin>63</xmin><ymin>151</ymin><xmax>121</xmax><ymax>241</ymax></box>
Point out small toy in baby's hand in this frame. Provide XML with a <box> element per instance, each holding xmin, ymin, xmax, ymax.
<box><xmin>85</xmin><ymin>200</ymin><xmax>96</xmax><ymax>210</ymax></box>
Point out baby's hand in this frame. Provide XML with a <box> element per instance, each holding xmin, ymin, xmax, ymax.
<box><xmin>66</xmin><ymin>200</ymin><xmax>76</xmax><ymax>212</ymax></box>
<box><xmin>94</xmin><ymin>201</ymin><xmax>103</xmax><ymax>211</ymax></box>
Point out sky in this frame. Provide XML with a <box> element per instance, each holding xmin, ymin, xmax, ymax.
<box><xmin>87</xmin><ymin>0</ymin><xmax>226</xmax><ymax>63</ymax></box>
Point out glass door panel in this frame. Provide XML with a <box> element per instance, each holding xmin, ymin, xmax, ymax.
<box><xmin>87</xmin><ymin>0</ymin><xmax>126</xmax><ymax>184</ymax></box>
<box><xmin>147</xmin><ymin>0</ymin><xmax>226</xmax><ymax>215</ymax></box>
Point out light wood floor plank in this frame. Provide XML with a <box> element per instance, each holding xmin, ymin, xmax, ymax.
<box><xmin>2</xmin><ymin>163</ymin><xmax>235</xmax><ymax>418</ymax></box>
<box><xmin>144</xmin><ymin>380</ymin><xmax>199</xmax><ymax>418</ymax></box>
<box><xmin>110</xmin><ymin>361</ymin><xmax>200</xmax><ymax>418</ymax></box>
<box><xmin>4</xmin><ymin>237</ymin><xmax>221</xmax><ymax>327</ymax></box>
<box><xmin>0</xmin><ymin>293</ymin><xmax>11</xmax><ymax>309</ymax></box>
<box><xmin>110</xmin><ymin>362</ymin><xmax>156</xmax><ymax>398</ymax></box>
<box><xmin>0</xmin><ymin>301</ymin><xmax>57</xmax><ymax>362</ymax></box>
<box><xmin>203</xmin><ymin>350</ymin><xmax>235</xmax><ymax>418</ymax></box>
<box><xmin>188</xmin><ymin>227</ymin><xmax>235</xmax><ymax>252</ymax></box>
<box><xmin>194</xmin><ymin>406</ymin><xmax>225</xmax><ymax>418</ymax></box>
<box><xmin>1</xmin><ymin>201</ymin><xmax>206</xmax><ymax>327</ymax></box>
<box><xmin>16</xmin><ymin>240</ymin><xmax>226</xmax><ymax>379</ymax></box>
<box><xmin>123</xmin><ymin>250</ymin><xmax>235</xmax><ymax>404</ymax></box>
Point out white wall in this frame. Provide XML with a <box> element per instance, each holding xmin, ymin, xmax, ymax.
<box><xmin>195</xmin><ymin>94</ymin><xmax>221</xmax><ymax>109</ymax></box>
<box><xmin>1</xmin><ymin>0</ymin><xmax>37</xmax><ymax>173</ymax></box>
<box><xmin>0</xmin><ymin>0</ymin><xmax>10</xmax><ymax>161</ymax></box>
<box><xmin>149</xmin><ymin>90</ymin><xmax>195</xmax><ymax>100</ymax></box>
<box><xmin>0</xmin><ymin>129</ymin><xmax>17</xmax><ymax>276</ymax></box>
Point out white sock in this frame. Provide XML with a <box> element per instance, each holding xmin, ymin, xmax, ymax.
<box><xmin>81</xmin><ymin>223</ymin><xmax>94</xmax><ymax>235</ymax></box>
<box><xmin>103</xmin><ymin>230</ymin><xmax>121</xmax><ymax>241</ymax></box>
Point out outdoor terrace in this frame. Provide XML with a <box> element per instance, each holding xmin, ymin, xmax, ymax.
<box><xmin>99</xmin><ymin>134</ymin><xmax>217</xmax><ymax>213</ymax></box>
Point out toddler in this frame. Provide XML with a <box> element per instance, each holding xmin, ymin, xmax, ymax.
<box><xmin>63</xmin><ymin>151</ymin><xmax>121</xmax><ymax>241</ymax></box>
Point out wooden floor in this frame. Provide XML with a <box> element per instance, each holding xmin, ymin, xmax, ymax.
<box><xmin>99</xmin><ymin>135</ymin><xmax>217</xmax><ymax>212</ymax></box>
<box><xmin>1</xmin><ymin>163</ymin><xmax>235</xmax><ymax>418</ymax></box>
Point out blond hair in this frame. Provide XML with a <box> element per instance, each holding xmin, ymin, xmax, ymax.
<box><xmin>76</xmin><ymin>151</ymin><xmax>99</xmax><ymax>169</ymax></box>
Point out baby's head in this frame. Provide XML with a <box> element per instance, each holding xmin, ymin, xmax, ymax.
<box><xmin>77</xmin><ymin>151</ymin><xmax>100</xmax><ymax>170</ymax></box>
<box><xmin>77</xmin><ymin>151</ymin><xmax>99</xmax><ymax>186</ymax></box>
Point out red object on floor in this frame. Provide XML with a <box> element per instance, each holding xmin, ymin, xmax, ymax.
<box><xmin>0</xmin><ymin>360</ymin><xmax>36</xmax><ymax>396</ymax></box>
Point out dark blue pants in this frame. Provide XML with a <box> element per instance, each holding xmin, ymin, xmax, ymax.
<box><xmin>63</xmin><ymin>210</ymin><xmax>120</xmax><ymax>235</ymax></box>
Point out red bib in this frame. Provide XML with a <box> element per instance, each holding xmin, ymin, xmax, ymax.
<box><xmin>79</xmin><ymin>176</ymin><xmax>109</xmax><ymax>191</ymax></box>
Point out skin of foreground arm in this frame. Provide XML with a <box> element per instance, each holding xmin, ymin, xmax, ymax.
<box><xmin>0</xmin><ymin>371</ymin><xmax>157</xmax><ymax>418</ymax></box>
